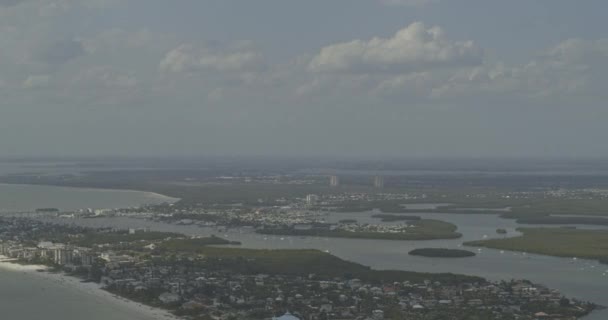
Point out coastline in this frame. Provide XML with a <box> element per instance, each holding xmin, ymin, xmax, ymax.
<box><xmin>0</xmin><ymin>182</ymin><xmax>180</xmax><ymax>203</ymax></box>
<box><xmin>0</xmin><ymin>256</ymin><xmax>180</xmax><ymax>320</ymax></box>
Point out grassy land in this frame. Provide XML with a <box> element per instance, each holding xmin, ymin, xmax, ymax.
<box><xmin>509</xmin><ymin>199</ymin><xmax>608</xmax><ymax>216</ymax></box>
<box><xmin>258</xmin><ymin>219</ymin><xmax>462</xmax><ymax>241</ymax></box>
<box><xmin>465</xmin><ymin>228</ymin><xmax>608</xmax><ymax>263</ymax></box>
<box><xmin>516</xmin><ymin>216</ymin><xmax>608</xmax><ymax>226</ymax></box>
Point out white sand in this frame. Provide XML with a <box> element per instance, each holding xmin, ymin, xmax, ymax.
<box><xmin>0</xmin><ymin>256</ymin><xmax>180</xmax><ymax>320</ymax></box>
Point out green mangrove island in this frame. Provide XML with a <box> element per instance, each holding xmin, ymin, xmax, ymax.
<box><xmin>258</xmin><ymin>219</ymin><xmax>462</xmax><ymax>241</ymax></box>
<box><xmin>409</xmin><ymin>248</ymin><xmax>476</xmax><ymax>258</ymax></box>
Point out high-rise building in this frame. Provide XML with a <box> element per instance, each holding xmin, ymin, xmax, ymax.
<box><xmin>54</xmin><ymin>249</ymin><xmax>73</xmax><ymax>265</ymax></box>
<box><xmin>80</xmin><ymin>253</ymin><xmax>94</xmax><ymax>266</ymax></box>
<box><xmin>373</xmin><ymin>175</ymin><xmax>384</xmax><ymax>188</ymax></box>
<box><xmin>329</xmin><ymin>175</ymin><xmax>340</xmax><ymax>187</ymax></box>
<box><xmin>306</xmin><ymin>194</ymin><xmax>319</xmax><ymax>206</ymax></box>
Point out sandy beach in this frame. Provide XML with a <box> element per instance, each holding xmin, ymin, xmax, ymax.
<box><xmin>0</xmin><ymin>256</ymin><xmax>180</xmax><ymax>320</ymax></box>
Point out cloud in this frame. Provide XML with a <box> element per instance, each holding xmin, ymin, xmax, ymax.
<box><xmin>429</xmin><ymin>38</ymin><xmax>608</xmax><ymax>102</ymax></box>
<box><xmin>309</xmin><ymin>22</ymin><xmax>482</xmax><ymax>74</ymax></box>
<box><xmin>542</xmin><ymin>38</ymin><xmax>608</xmax><ymax>64</ymax></box>
<box><xmin>22</xmin><ymin>74</ymin><xmax>50</xmax><ymax>88</ymax></box>
<box><xmin>1</xmin><ymin>2</ymin><xmax>606</xmax><ymax>117</ymax></box>
<box><xmin>160</xmin><ymin>43</ymin><xmax>265</xmax><ymax>74</ymax></box>
<box><xmin>371</xmin><ymin>72</ymin><xmax>434</xmax><ymax>98</ymax></box>
<box><xmin>300</xmin><ymin>33</ymin><xmax>608</xmax><ymax>107</ymax></box>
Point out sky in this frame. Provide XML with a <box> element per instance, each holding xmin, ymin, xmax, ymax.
<box><xmin>1</xmin><ymin>0</ymin><xmax>607</xmax><ymax>158</ymax></box>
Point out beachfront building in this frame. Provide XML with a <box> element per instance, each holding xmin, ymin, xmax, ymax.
<box><xmin>305</xmin><ymin>194</ymin><xmax>319</xmax><ymax>206</ymax></box>
<box><xmin>53</xmin><ymin>248</ymin><xmax>73</xmax><ymax>265</ymax></box>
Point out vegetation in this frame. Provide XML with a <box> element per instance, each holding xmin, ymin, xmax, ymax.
<box><xmin>508</xmin><ymin>199</ymin><xmax>608</xmax><ymax>216</ymax></box>
<box><xmin>516</xmin><ymin>216</ymin><xmax>608</xmax><ymax>226</ymax></box>
<box><xmin>465</xmin><ymin>227</ymin><xmax>608</xmax><ymax>263</ymax></box>
<box><xmin>409</xmin><ymin>248</ymin><xmax>476</xmax><ymax>258</ymax></box>
<box><xmin>158</xmin><ymin>236</ymin><xmax>241</xmax><ymax>251</ymax></box>
<box><xmin>154</xmin><ymin>246</ymin><xmax>482</xmax><ymax>284</ymax></box>
<box><xmin>45</xmin><ymin>230</ymin><xmax>184</xmax><ymax>247</ymax></box>
<box><xmin>335</xmin><ymin>196</ymin><xmax>608</xmax><ymax>219</ymax></box>
<box><xmin>258</xmin><ymin>219</ymin><xmax>461</xmax><ymax>241</ymax></box>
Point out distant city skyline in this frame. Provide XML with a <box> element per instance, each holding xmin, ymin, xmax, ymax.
<box><xmin>1</xmin><ymin>0</ymin><xmax>607</xmax><ymax>157</ymax></box>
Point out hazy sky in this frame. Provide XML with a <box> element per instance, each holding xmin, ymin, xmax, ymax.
<box><xmin>1</xmin><ymin>0</ymin><xmax>607</xmax><ymax>157</ymax></box>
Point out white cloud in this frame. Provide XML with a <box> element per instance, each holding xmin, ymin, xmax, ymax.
<box><xmin>543</xmin><ymin>38</ymin><xmax>608</xmax><ymax>63</ymax></box>
<box><xmin>160</xmin><ymin>43</ymin><xmax>265</xmax><ymax>74</ymax></box>
<box><xmin>371</xmin><ymin>72</ymin><xmax>434</xmax><ymax>98</ymax></box>
<box><xmin>299</xmin><ymin>34</ymin><xmax>608</xmax><ymax>107</ymax></box>
<box><xmin>428</xmin><ymin>38</ymin><xmax>608</xmax><ymax>102</ymax></box>
<box><xmin>309</xmin><ymin>22</ymin><xmax>482</xmax><ymax>74</ymax></box>
<box><xmin>1</xmin><ymin>1</ymin><xmax>606</xmax><ymax>116</ymax></box>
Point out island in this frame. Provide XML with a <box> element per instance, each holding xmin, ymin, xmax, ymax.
<box><xmin>36</xmin><ymin>208</ymin><xmax>60</xmax><ymax>213</ymax></box>
<box><xmin>409</xmin><ymin>248</ymin><xmax>476</xmax><ymax>258</ymax></box>
<box><xmin>257</xmin><ymin>219</ymin><xmax>462</xmax><ymax>241</ymax></box>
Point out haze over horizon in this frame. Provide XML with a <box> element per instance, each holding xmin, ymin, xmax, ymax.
<box><xmin>1</xmin><ymin>0</ymin><xmax>607</xmax><ymax>158</ymax></box>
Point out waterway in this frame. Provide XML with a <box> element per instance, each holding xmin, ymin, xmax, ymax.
<box><xmin>39</xmin><ymin>210</ymin><xmax>608</xmax><ymax>319</ymax></box>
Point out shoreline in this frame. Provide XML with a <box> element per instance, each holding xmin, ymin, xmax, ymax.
<box><xmin>0</xmin><ymin>256</ymin><xmax>180</xmax><ymax>320</ymax></box>
<box><xmin>0</xmin><ymin>182</ymin><xmax>180</xmax><ymax>203</ymax></box>
<box><xmin>0</xmin><ymin>182</ymin><xmax>181</xmax><ymax>214</ymax></box>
